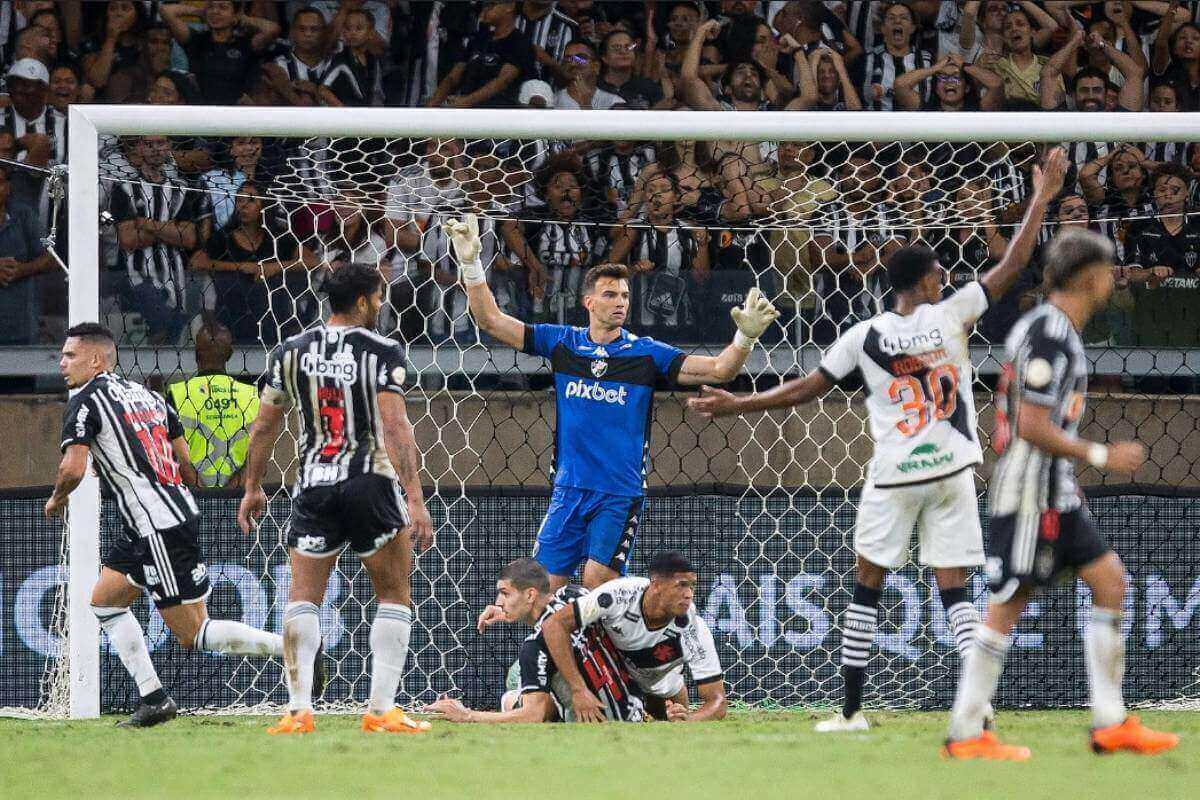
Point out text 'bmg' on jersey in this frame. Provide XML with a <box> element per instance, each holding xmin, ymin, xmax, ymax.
<box><xmin>523</xmin><ymin>324</ymin><xmax>685</xmax><ymax>497</ymax></box>
<box><xmin>263</xmin><ymin>326</ymin><xmax>408</xmax><ymax>493</ymax></box>
<box><xmin>60</xmin><ymin>372</ymin><xmax>199</xmax><ymax>537</ymax></box>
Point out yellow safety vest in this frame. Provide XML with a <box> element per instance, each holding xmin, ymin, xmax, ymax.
<box><xmin>168</xmin><ymin>373</ymin><xmax>260</xmax><ymax>488</ymax></box>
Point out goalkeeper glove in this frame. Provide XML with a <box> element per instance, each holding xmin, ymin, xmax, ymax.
<box><xmin>442</xmin><ymin>214</ymin><xmax>486</xmax><ymax>286</ymax></box>
<box><xmin>730</xmin><ymin>286</ymin><xmax>779</xmax><ymax>350</ymax></box>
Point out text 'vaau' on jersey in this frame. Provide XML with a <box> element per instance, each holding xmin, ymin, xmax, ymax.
<box><xmin>523</xmin><ymin>324</ymin><xmax>685</xmax><ymax>497</ymax></box>
<box><xmin>60</xmin><ymin>372</ymin><xmax>199</xmax><ymax>537</ymax></box>
<box><xmin>263</xmin><ymin>326</ymin><xmax>408</xmax><ymax>493</ymax></box>
<box><xmin>818</xmin><ymin>282</ymin><xmax>992</xmax><ymax>488</ymax></box>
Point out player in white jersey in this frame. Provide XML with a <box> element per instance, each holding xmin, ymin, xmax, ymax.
<box><xmin>690</xmin><ymin>148</ymin><xmax>1069</xmax><ymax>732</ymax></box>
<box><xmin>542</xmin><ymin>551</ymin><xmax>727</xmax><ymax>723</ymax></box>
<box><xmin>944</xmin><ymin>228</ymin><xmax>1178</xmax><ymax>760</ymax></box>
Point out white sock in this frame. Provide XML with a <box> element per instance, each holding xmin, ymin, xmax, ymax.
<box><xmin>282</xmin><ymin>601</ymin><xmax>322</xmax><ymax>713</ymax></box>
<box><xmin>1086</xmin><ymin>607</ymin><xmax>1127</xmax><ymax>729</ymax></box>
<box><xmin>368</xmin><ymin>603</ymin><xmax>413</xmax><ymax>716</ymax></box>
<box><xmin>93</xmin><ymin>605</ymin><xmax>163</xmax><ymax>698</ymax></box>
<box><xmin>197</xmin><ymin>619</ymin><xmax>284</xmax><ymax>656</ymax></box>
<box><xmin>947</xmin><ymin>624</ymin><xmax>1009</xmax><ymax>742</ymax></box>
<box><xmin>947</xmin><ymin>601</ymin><xmax>980</xmax><ymax>661</ymax></box>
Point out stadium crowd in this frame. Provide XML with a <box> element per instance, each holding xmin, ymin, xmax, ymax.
<box><xmin>0</xmin><ymin>0</ymin><xmax>1198</xmax><ymax>350</ymax></box>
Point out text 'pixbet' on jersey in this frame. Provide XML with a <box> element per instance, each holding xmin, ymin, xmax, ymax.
<box><xmin>564</xmin><ymin>379</ymin><xmax>629</xmax><ymax>405</ymax></box>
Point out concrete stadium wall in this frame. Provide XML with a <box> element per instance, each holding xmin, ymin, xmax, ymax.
<box><xmin>3</xmin><ymin>392</ymin><xmax>1198</xmax><ymax>490</ymax></box>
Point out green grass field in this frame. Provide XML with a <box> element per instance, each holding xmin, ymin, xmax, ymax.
<box><xmin>2</xmin><ymin>710</ymin><xmax>1196</xmax><ymax>800</ymax></box>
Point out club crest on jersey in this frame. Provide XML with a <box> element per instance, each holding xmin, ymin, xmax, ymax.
<box><xmin>879</xmin><ymin>328</ymin><xmax>944</xmax><ymax>356</ymax></box>
<box><xmin>300</xmin><ymin>351</ymin><xmax>358</xmax><ymax>384</ymax></box>
<box><xmin>591</xmin><ymin>359</ymin><xmax>608</xmax><ymax>378</ymax></box>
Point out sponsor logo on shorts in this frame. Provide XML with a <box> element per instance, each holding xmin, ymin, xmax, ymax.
<box><xmin>564</xmin><ymin>379</ymin><xmax>628</xmax><ymax>405</ymax></box>
<box><xmin>296</xmin><ymin>535</ymin><xmax>327</xmax><ymax>552</ymax></box>
<box><xmin>144</xmin><ymin>565</ymin><xmax>161</xmax><ymax>586</ymax></box>
<box><xmin>191</xmin><ymin>563</ymin><xmax>207</xmax><ymax>584</ymax></box>
<box><xmin>897</xmin><ymin>443</ymin><xmax>954</xmax><ymax>474</ymax></box>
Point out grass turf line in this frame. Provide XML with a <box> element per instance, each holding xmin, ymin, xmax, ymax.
<box><xmin>2</xmin><ymin>710</ymin><xmax>1195</xmax><ymax>800</ymax></box>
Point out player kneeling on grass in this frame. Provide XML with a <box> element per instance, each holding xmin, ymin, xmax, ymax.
<box><xmin>424</xmin><ymin>558</ymin><xmax>647</xmax><ymax>723</ymax></box>
<box><xmin>542</xmin><ymin>551</ymin><xmax>727</xmax><ymax>722</ymax></box>
<box><xmin>46</xmin><ymin>323</ymin><xmax>286</xmax><ymax>728</ymax></box>
<box><xmin>943</xmin><ymin>229</ymin><xmax>1179</xmax><ymax>761</ymax></box>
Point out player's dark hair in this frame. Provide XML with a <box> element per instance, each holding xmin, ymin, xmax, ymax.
<box><xmin>323</xmin><ymin>262</ymin><xmax>382</xmax><ymax>313</ymax></box>
<box><xmin>885</xmin><ymin>244</ymin><xmax>939</xmax><ymax>294</ymax></box>
<box><xmin>66</xmin><ymin>322</ymin><xmax>116</xmax><ymax>345</ymax></box>
<box><xmin>1072</xmin><ymin>66</ymin><xmax>1112</xmax><ymax>94</ymax></box>
<box><xmin>1042</xmin><ymin>228</ymin><xmax>1114</xmax><ymax>290</ymax></box>
<box><xmin>649</xmin><ymin>550</ymin><xmax>695</xmax><ymax>577</ymax></box>
<box><xmin>582</xmin><ymin>263</ymin><xmax>630</xmax><ymax>294</ymax></box>
<box><xmin>498</xmin><ymin>558</ymin><xmax>551</xmax><ymax>594</ymax></box>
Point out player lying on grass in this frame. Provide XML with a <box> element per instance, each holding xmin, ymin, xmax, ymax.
<box><xmin>46</xmin><ymin>323</ymin><xmax>287</xmax><ymax>728</ymax></box>
<box><xmin>424</xmin><ymin>558</ymin><xmax>646</xmax><ymax>723</ymax></box>
<box><xmin>541</xmin><ymin>550</ymin><xmax>727</xmax><ymax>723</ymax></box>
<box><xmin>689</xmin><ymin>148</ymin><xmax>1069</xmax><ymax>733</ymax></box>
<box><xmin>445</xmin><ymin>214</ymin><xmax>777</xmax><ymax>591</ymax></box>
<box><xmin>238</xmin><ymin>263</ymin><xmax>434</xmax><ymax>736</ymax></box>
<box><xmin>942</xmin><ymin>228</ymin><xmax>1179</xmax><ymax>760</ymax></box>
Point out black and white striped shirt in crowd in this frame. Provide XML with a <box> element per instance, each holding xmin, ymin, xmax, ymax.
<box><xmin>585</xmin><ymin>145</ymin><xmax>656</xmax><ymax>217</ymax></box>
<box><xmin>263</xmin><ymin>326</ymin><xmax>409</xmax><ymax>493</ymax></box>
<box><xmin>107</xmin><ymin>177</ymin><xmax>212</xmax><ymax>310</ymax></box>
<box><xmin>862</xmin><ymin>45</ymin><xmax>932</xmax><ymax>111</ymax></box>
<box><xmin>841</xmin><ymin>2</ymin><xmax>879</xmax><ymax>58</ymax></box>
<box><xmin>0</xmin><ymin>105</ymin><xmax>67</xmax><ymax>164</ymax></box>
<box><xmin>322</xmin><ymin>47</ymin><xmax>383</xmax><ymax>106</ymax></box>
<box><xmin>60</xmin><ymin>372</ymin><xmax>199</xmax><ymax>537</ymax></box>
<box><xmin>520</xmin><ymin>214</ymin><xmax>601</xmax><ymax>273</ymax></box>
<box><xmin>989</xmin><ymin>303</ymin><xmax>1088</xmax><ymax>519</ymax></box>
<box><xmin>273</xmin><ymin>49</ymin><xmax>332</xmax><ymax>83</ymax></box>
<box><xmin>515</xmin><ymin>6</ymin><xmax>577</xmax><ymax>80</ymax></box>
<box><xmin>1143</xmin><ymin>140</ymin><xmax>1187</xmax><ymax>166</ymax></box>
<box><xmin>1066</xmin><ymin>140</ymin><xmax>1112</xmax><ymax>191</ymax></box>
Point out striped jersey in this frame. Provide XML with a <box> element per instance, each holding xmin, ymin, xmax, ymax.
<box><xmin>990</xmin><ymin>303</ymin><xmax>1089</xmax><ymax>517</ymax></box>
<box><xmin>819</xmin><ymin>282</ymin><xmax>991</xmax><ymax>488</ymax></box>
<box><xmin>60</xmin><ymin>372</ymin><xmax>199</xmax><ymax>537</ymax></box>
<box><xmin>262</xmin><ymin>326</ymin><xmax>408</xmax><ymax>493</ymax></box>
<box><xmin>518</xmin><ymin>584</ymin><xmax>646</xmax><ymax>722</ymax></box>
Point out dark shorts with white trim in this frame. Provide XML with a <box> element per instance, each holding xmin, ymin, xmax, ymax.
<box><xmin>105</xmin><ymin>518</ymin><xmax>210</xmax><ymax>609</ymax></box>
<box><xmin>985</xmin><ymin>506</ymin><xmax>1110</xmax><ymax>600</ymax></box>
<box><xmin>288</xmin><ymin>473</ymin><xmax>410</xmax><ymax>557</ymax></box>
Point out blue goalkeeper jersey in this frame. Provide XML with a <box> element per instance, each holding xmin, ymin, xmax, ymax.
<box><xmin>523</xmin><ymin>324</ymin><xmax>686</xmax><ymax>497</ymax></box>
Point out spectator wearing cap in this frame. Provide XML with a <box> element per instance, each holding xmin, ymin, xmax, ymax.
<box><xmin>0</xmin><ymin>162</ymin><xmax>57</xmax><ymax>345</ymax></box>
<box><xmin>554</xmin><ymin>39</ymin><xmax>620</xmax><ymax>110</ymax></box>
<box><xmin>160</xmin><ymin>1</ymin><xmax>280</xmax><ymax>105</ymax></box>
<box><xmin>519</xmin><ymin>78</ymin><xmax>555</xmax><ymax>108</ymax></box>
<box><xmin>598</xmin><ymin>29</ymin><xmax>663</xmax><ymax>108</ymax></box>
<box><xmin>427</xmin><ymin>1</ymin><xmax>535</xmax><ymax>108</ymax></box>
<box><xmin>2</xmin><ymin>58</ymin><xmax>65</xmax><ymax>164</ymax></box>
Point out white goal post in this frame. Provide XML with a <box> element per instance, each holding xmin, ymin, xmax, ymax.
<box><xmin>58</xmin><ymin>105</ymin><xmax>1200</xmax><ymax>720</ymax></box>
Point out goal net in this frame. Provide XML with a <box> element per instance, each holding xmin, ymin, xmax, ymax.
<box><xmin>10</xmin><ymin>108</ymin><xmax>1200</xmax><ymax>718</ymax></box>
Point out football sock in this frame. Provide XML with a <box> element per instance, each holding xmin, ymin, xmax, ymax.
<box><xmin>92</xmin><ymin>605</ymin><xmax>163</xmax><ymax>700</ymax></box>
<box><xmin>948</xmin><ymin>623</ymin><xmax>1010</xmax><ymax>741</ymax></box>
<box><xmin>368</xmin><ymin>603</ymin><xmax>413</xmax><ymax>716</ymax></box>
<box><xmin>282</xmin><ymin>601</ymin><xmax>321</xmax><ymax>713</ymax></box>
<box><xmin>940</xmin><ymin>587</ymin><xmax>979</xmax><ymax>661</ymax></box>
<box><xmin>1086</xmin><ymin>607</ymin><xmax>1127</xmax><ymax>729</ymax></box>
<box><xmin>840</xmin><ymin>583</ymin><xmax>881</xmax><ymax>719</ymax></box>
<box><xmin>196</xmin><ymin>619</ymin><xmax>284</xmax><ymax>656</ymax></box>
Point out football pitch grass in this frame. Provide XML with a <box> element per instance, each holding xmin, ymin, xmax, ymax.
<box><xmin>2</xmin><ymin>709</ymin><xmax>1196</xmax><ymax>800</ymax></box>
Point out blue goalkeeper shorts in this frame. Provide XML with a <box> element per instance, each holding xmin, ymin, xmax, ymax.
<box><xmin>532</xmin><ymin>486</ymin><xmax>643</xmax><ymax>578</ymax></box>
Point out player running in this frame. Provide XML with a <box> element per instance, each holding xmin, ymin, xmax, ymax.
<box><xmin>423</xmin><ymin>558</ymin><xmax>646</xmax><ymax>723</ymax></box>
<box><xmin>444</xmin><ymin>214</ymin><xmax>778</xmax><ymax>590</ymax></box>
<box><xmin>46</xmin><ymin>323</ymin><xmax>285</xmax><ymax>728</ymax></box>
<box><xmin>237</xmin><ymin>262</ymin><xmax>434</xmax><ymax>736</ymax></box>
<box><xmin>689</xmin><ymin>149</ymin><xmax>1070</xmax><ymax>732</ymax></box>
<box><xmin>541</xmin><ymin>550</ymin><xmax>728</xmax><ymax>723</ymax></box>
<box><xmin>943</xmin><ymin>228</ymin><xmax>1179</xmax><ymax>760</ymax></box>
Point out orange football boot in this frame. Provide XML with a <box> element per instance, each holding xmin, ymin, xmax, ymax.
<box><xmin>942</xmin><ymin>731</ymin><xmax>1032</xmax><ymax>761</ymax></box>
<box><xmin>267</xmin><ymin>709</ymin><xmax>315</xmax><ymax>735</ymax></box>
<box><xmin>361</xmin><ymin>708</ymin><xmax>432</xmax><ymax>734</ymax></box>
<box><xmin>1091</xmin><ymin>716</ymin><xmax>1179</xmax><ymax>755</ymax></box>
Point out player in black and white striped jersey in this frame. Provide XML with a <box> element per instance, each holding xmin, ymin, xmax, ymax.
<box><xmin>238</xmin><ymin>262</ymin><xmax>434</xmax><ymax>736</ymax></box>
<box><xmin>44</xmin><ymin>323</ymin><xmax>285</xmax><ymax>728</ymax></box>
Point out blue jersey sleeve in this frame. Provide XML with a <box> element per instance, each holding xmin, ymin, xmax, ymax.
<box><xmin>523</xmin><ymin>323</ymin><xmax>571</xmax><ymax>359</ymax></box>
<box><xmin>642</xmin><ymin>337</ymin><xmax>687</xmax><ymax>384</ymax></box>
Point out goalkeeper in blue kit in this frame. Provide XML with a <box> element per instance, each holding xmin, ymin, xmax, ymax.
<box><xmin>446</xmin><ymin>215</ymin><xmax>778</xmax><ymax>589</ymax></box>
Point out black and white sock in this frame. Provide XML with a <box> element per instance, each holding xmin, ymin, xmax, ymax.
<box><xmin>840</xmin><ymin>583</ymin><xmax>881</xmax><ymax>719</ymax></box>
<box><xmin>940</xmin><ymin>587</ymin><xmax>979</xmax><ymax>662</ymax></box>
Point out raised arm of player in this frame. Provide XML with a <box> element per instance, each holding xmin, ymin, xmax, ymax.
<box><xmin>675</xmin><ymin>287</ymin><xmax>780</xmax><ymax>386</ymax></box>
<box><xmin>423</xmin><ymin>691</ymin><xmax>556</xmax><ymax>724</ymax></box>
<box><xmin>541</xmin><ymin>604</ymin><xmax>606</xmax><ymax>723</ymax></box>
<box><xmin>378</xmin><ymin>392</ymin><xmax>434</xmax><ymax>552</ymax></box>
<box><xmin>43</xmin><ymin>444</ymin><xmax>90</xmax><ymax>519</ymax></box>
<box><xmin>688</xmin><ymin>369</ymin><xmax>835</xmax><ymax>419</ymax></box>
<box><xmin>979</xmin><ymin>146</ymin><xmax>1068</xmax><ymax>302</ymax></box>
<box><xmin>444</xmin><ymin>215</ymin><xmax>526</xmax><ymax>349</ymax></box>
<box><xmin>236</xmin><ymin>399</ymin><xmax>286</xmax><ymax>534</ymax></box>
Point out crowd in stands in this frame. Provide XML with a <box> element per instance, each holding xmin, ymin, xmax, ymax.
<box><xmin>1</xmin><ymin>1</ymin><xmax>1199</xmax><ymax>351</ymax></box>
